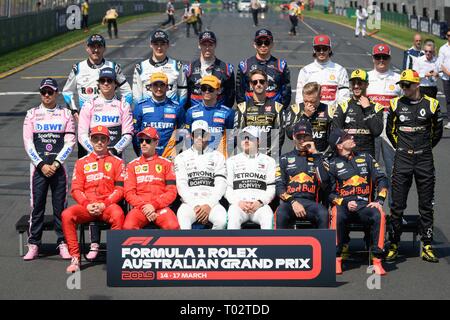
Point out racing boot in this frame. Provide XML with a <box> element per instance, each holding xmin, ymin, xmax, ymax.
<box><xmin>385</xmin><ymin>243</ymin><xmax>398</xmax><ymax>261</ymax></box>
<box><xmin>372</xmin><ymin>258</ymin><xmax>387</xmax><ymax>275</ymax></box>
<box><xmin>336</xmin><ymin>257</ymin><xmax>343</xmax><ymax>275</ymax></box>
<box><xmin>421</xmin><ymin>244</ymin><xmax>439</xmax><ymax>263</ymax></box>
<box><xmin>66</xmin><ymin>257</ymin><xmax>80</xmax><ymax>273</ymax></box>
<box><xmin>86</xmin><ymin>242</ymin><xmax>100</xmax><ymax>260</ymax></box>
<box><xmin>23</xmin><ymin>244</ymin><xmax>39</xmax><ymax>261</ymax></box>
<box><xmin>341</xmin><ymin>243</ymin><xmax>350</xmax><ymax>261</ymax></box>
<box><xmin>58</xmin><ymin>242</ymin><xmax>71</xmax><ymax>260</ymax></box>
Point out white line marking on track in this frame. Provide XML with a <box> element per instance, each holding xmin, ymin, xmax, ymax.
<box><xmin>0</xmin><ymin>92</ymin><xmax>39</xmax><ymax>96</ymax></box>
<box><xmin>300</xmin><ymin>20</ymin><xmax>319</xmax><ymax>35</ymax></box>
<box><xmin>58</xmin><ymin>58</ymin><xmax>145</xmax><ymax>61</ymax></box>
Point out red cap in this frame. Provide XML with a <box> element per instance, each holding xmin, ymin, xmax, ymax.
<box><xmin>90</xmin><ymin>125</ymin><xmax>110</xmax><ymax>138</ymax></box>
<box><xmin>313</xmin><ymin>34</ymin><xmax>331</xmax><ymax>47</ymax></box>
<box><xmin>372</xmin><ymin>44</ymin><xmax>391</xmax><ymax>56</ymax></box>
<box><xmin>137</xmin><ymin>126</ymin><xmax>160</xmax><ymax>139</ymax></box>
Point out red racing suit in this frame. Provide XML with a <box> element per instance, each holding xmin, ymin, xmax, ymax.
<box><xmin>123</xmin><ymin>155</ymin><xmax>179</xmax><ymax>230</ymax></box>
<box><xmin>62</xmin><ymin>152</ymin><xmax>125</xmax><ymax>259</ymax></box>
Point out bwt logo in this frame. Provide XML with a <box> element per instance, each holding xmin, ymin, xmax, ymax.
<box><xmin>36</xmin><ymin>123</ymin><xmax>62</xmax><ymax>131</ymax></box>
<box><xmin>122</xmin><ymin>237</ymin><xmax>152</xmax><ymax>246</ymax></box>
<box><xmin>94</xmin><ymin>115</ymin><xmax>120</xmax><ymax>123</ymax></box>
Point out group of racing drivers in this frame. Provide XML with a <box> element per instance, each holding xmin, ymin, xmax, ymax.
<box><xmin>23</xmin><ymin>27</ymin><xmax>444</xmax><ymax>275</ymax></box>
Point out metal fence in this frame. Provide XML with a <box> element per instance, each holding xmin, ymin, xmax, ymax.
<box><xmin>0</xmin><ymin>0</ymin><xmax>166</xmax><ymax>17</ymax></box>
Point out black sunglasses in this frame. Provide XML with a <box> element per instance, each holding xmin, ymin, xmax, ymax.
<box><xmin>314</xmin><ymin>46</ymin><xmax>329</xmax><ymax>53</ymax></box>
<box><xmin>373</xmin><ymin>54</ymin><xmax>390</xmax><ymax>60</ymax></box>
<box><xmin>139</xmin><ymin>138</ymin><xmax>156</xmax><ymax>144</ymax></box>
<box><xmin>99</xmin><ymin>78</ymin><xmax>114</xmax><ymax>84</ymax></box>
<box><xmin>255</xmin><ymin>39</ymin><xmax>271</xmax><ymax>47</ymax></box>
<box><xmin>446</xmin><ymin>34</ymin><xmax>450</xmax><ymax>37</ymax></box>
<box><xmin>399</xmin><ymin>82</ymin><xmax>413</xmax><ymax>89</ymax></box>
<box><xmin>200</xmin><ymin>85</ymin><xmax>215</xmax><ymax>93</ymax></box>
<box><xmin>40</xmin><ymin>89</ymin><xmax>55</xmax><ymax>96</ymax></box>
<box><xmin>251</xmin><ymin>79</ymin><xmax>266</xmax><ymax>86</ymax></box>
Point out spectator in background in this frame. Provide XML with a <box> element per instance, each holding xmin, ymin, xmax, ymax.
<box><xmin>413</xmin><ymin>40</ymin><xmax>439</xmax><ymax>98</ymax></box>
<box><xmin>250</xmin><ymin>0</ymin><xmax>261</xmax><ymax>27</ymax></box>
<box><xmin>102</xmin><ymin>6</ymin><xmax>119</xmax><ymax>39</ymax></box>
<box><xmin>288</xmin><ymin>1</ymin><xmax>302</xmax><ymax>36</ymax></box>
<box><xmin>355</xmin><ymin>5</ymin><xmax>368</xmax><ymax>38</ymax></box>
<box><xmin>403</xmin><ymin>34</ymin><xmax>423</xmax><ymax>70</ymax></box>
<box><xmin>438</xmin><ymin>29</ymin><xmax>450</xmax><ymax>129</ymax></box>
<box><xmin>183</xmin><ymin>3</ymin><xmax>199</xmax><ymax>37</ymax></box>
<box><xmin>192</xmin><ymin>0</ymin><xmax>203</xmax><ymax>33</ymax></box>
<box><xmin>161</xmin><ymin>0</ymin><xmax>176</xmax><ymax>29</ymax></box>
<box><xmin>81</xmin><ymin>0</ymin><xmax>89</xmax><ymax>32</ymax></box>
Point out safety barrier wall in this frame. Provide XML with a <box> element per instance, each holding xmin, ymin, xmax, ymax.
<box><xmin>0</xmin><ymin>1</ymin><xmax>178</xmax><ymax>55</ymax></box>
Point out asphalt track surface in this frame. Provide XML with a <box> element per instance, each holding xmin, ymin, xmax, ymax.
<box><xmin>0</xmin><ymin>7</ymin><xmax>449</xmax><ymax>300</ymax></box>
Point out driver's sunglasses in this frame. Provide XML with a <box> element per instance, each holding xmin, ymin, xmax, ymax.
<box><xmin>251</xmin><ymin>79</ymin><xmax>266</xmax><ymax>86</ymax></box>
<box><xmin>373</xmin><ymin>54</ymin><xmax>390</xmax><ymax>61</ymax></box>
<box><xmin>139</xmin><ymin>138</ymin><xmax>157</xmax><ymax>144</ymax></box>
<box><xmin>99</xmin><ymin>78</ymin><xmax>114</xmax><ymax>84</ymax></box>
<box><xmin>40</xmin><ymin>89</ymin><xmax>55</xmax><ymax>96</ymax></box>
<box><xmin>351</xmin><ymin>79</ymin><xmax>366</xmax><ymax>86</ymax></box>
<box><xmin>255</xmin><ymin>39</ymin><xmax>271</xmax><ymax>47</ymax></box>
<box><xmin>314</xmin><ymin>46</ymin><xmax>329</xmax><ymax>53</ymax></box>
<box><xmin>201</xmin><ymin>85</ymin><xmax>215</xmax><ymax>93</ymax></box>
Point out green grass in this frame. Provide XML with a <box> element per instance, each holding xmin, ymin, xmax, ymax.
<box><xmin>305</xmin><ymin>9</ymin><xmax>446</xmax><ymax>50</ymax></box>
<box><xmin>0</xmin><ymin>12</ymin><xmax>158</xmax><ymax>74</ymax></box>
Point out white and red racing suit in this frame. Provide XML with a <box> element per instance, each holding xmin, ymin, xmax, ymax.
<box><xmin>295</xmin><ymin>60</ymin><xmax>350</xmax><ymax>107</ymax></box>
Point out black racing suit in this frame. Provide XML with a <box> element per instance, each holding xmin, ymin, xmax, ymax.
<box><xmin>284</xmin><ymin>102</ymin><xmax>334</xmax><ymax>153</ymax></box>
<box><xmin>236</xmin><ymin>55</ymin><xmax>291</xmax><ymax>108</ymax></box>
<box><xmin>386</xmin><ymin>95</ymin><xmax>443</xmax><ymax>245</ymax></box>
<box><xmin>184</xmin><ymin>57</ymin><xmax>235</xmax><ymax>110</ymax></box>
<box><xmin>275</xmin><ymin>150</ymin><xmax>329</xmax><ymax>229</ymax></box>
<box><xmin>234</xmin><ymin>99</ymin><xmax>285</xmax><ymax>158</ymax></box>
<box><xmin>332</xmin><ymin>97</ymin><xmax>384</xmax><ymax>158</ymax></box>
<box><xmin>327</xmin><ymin>152</ymin><xmax>388</xmax><ymax>257</ymax></box>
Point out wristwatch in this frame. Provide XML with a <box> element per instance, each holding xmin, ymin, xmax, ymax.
<box><xmin>52</xmin><ymin>161</ymin><xmax>61</xmax><ymax>169</ymax></box>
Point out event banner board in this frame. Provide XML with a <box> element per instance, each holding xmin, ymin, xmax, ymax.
<box><xmin>107</xmin><ymin>230</ymin><xmax>336</xmax><ymax>287</ymax></box>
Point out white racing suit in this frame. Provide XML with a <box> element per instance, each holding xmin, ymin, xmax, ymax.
<box><xmin>132</xmin><ymin>57</ymin><xmax>188</xmax><ymax>107</ymax></box>
<box><xmin>174</xmin><ymin>147</ymin><xmax>227</xmax><ymax>229</ymax></box>
<box><xmin>62</xmin><ymin>59</ymin><xmax>132</xmax><ymax>111</ymax></box>
<box><xmin>225</xmin><ymin>152</ymin><xmax>276</xmax><ymax>229</ymax></box>
<box><xmin>295</xmin><ymin>60</ymin><xmax>350</xmax><ymax>108</ymax></box>
<box><xmin>367</xmin><ymin>69</ymin><xmax>402</xmax><ymax>199</ymax></box>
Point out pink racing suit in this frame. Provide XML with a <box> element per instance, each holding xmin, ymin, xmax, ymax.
<box><xmin>23</xmin><ymin>104</ymin><xmax>76</xmax><ymax>246</ymax></box>
<box><xmin>78</xmin><ymin>95</ymin><xmax>133</xmax><ymax>156</ymax></box>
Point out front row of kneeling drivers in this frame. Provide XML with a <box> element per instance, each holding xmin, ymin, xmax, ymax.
<box><xmin>61</xmin><ymin>119</ymin><xmax>388</xmax><ymax>276</ymax></box>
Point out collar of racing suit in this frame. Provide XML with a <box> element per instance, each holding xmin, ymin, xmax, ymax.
<box><xmin>371</xmin><ymin>69</ymin><xmax>394</xmax><ymax>79</ymax></box>
<box><xmin>254</xmin><ymin>55</ymin><xmax>274</xmax><ymax>64</ymax></box>
<box><xmin>241</xmin><ymin>151</ymin><xmax>259</xmax><ymax>159</ymax></box>
<box><xmin>191</xmin><ymin>146</ymin><xmax>214</xmax><ymax>155</ymax></box>
<box><xmin>91</xmin><ymin>151</ymin><xmax>110</xmax><ymax>160</ymax></box>
<box><xmin>150</xmin><ymin>96</ymin><xmax>171</xmax><ymax>105</ymax></box>
<box><xmin>141</xmin><ymin>154</ymin><xmax>158</xmax><ymax>162</ymax></box>
<box><xmin>87</xmin><ymin>58</ymin><xmax>106</xmax><ymax>69</ymax></box>
<box><xmin>97</xmin><ymin>94</ymin><xmax>119</xmax><ymax>103</ymax></box>
<box><xmin>199</xmin><ymin>57</ymin><xmax>218</xmax><ymax>70</ymax></box>
<box><xmin>313</xmin><ymin>59</ymin><xmax>332</xmax><ymax>68</ymax></box>
<box><xmin>150</xmin><ymin>56</ymin><xmax>169</xmax><ymax>67</ymax></box>
<box><xmin>39</xmin><ymin>103</ymin><xmax>58</xmax><ymax>111</ymax></box>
